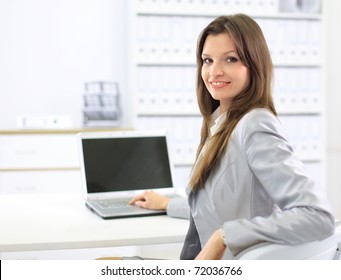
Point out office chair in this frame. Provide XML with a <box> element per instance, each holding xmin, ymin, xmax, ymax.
<box><xmin>97</xmin><ymin>222</ymin><xmax>341</xmax><ymax>260</ymax></box>
<box><xmin>235</xmin><ymin>221</ymin><xmax>341</xmax><ymax>260</ymax></box>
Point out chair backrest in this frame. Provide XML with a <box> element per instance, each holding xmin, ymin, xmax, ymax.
<box><xmin>236</xmin><ymin>221</ymin><xmax>341</xmax><ymax>260</ymax></box>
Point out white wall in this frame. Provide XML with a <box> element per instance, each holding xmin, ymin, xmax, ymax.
<box><xmin>0</xmin><ymin>0</ymin><xmax>130</xmax><ymax>128</ymax></box>
<box><xmin>324</xmin><ymin>0</ymin><xmax>341</xmax><ymax>219</ymax></box>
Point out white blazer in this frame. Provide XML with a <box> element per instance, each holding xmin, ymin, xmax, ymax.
<box><xmin>167</xmin><ymin>108</ymin><xmax>334</xmax><ymax>259</ymax></box>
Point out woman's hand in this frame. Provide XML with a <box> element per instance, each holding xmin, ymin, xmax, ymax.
<box><xmin>195</xmin><ymin>229</ymin><xmax>227</xmax><ymax>260</ymax></box>
<box><xmin>129</xmin><ymin>190</ymin><xmax>170</xmax><ymax>210</ymax></box>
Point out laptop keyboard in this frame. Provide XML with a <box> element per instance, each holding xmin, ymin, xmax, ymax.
<box><xmin>96</xmin><ymin>198</ymin><xmax>132</xmax><ymax>209</ymax></box>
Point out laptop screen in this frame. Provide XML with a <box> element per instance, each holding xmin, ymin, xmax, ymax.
<box><xmin>82</xmin><ymin>136</ymin><xmax>173</xmax><ymax>193</ymax></box>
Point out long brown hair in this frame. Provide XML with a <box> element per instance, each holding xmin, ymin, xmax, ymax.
<box><xmin>189</xmin><ymin>14</ymin><xmax>277</xmax><ymax>191</ymax></box>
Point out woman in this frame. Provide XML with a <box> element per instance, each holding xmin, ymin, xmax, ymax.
<box><xmin>130</xmin><ymin>14</ymin><xmax>334</xmax><ymax>260</ymax></box>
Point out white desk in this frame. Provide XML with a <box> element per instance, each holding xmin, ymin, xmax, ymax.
<box><xmin>0</xmin><ymin>193</ymin><xmax>189</xmax><ymax>253</ymax></box>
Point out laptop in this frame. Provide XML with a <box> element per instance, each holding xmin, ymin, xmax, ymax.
<box><xmin>78</xmin><ymin>130</ymin><xmax>178</xmax><ymax>219</ymax></box>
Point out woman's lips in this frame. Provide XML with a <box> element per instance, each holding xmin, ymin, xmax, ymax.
<box><xmin>209</xmin><ymin>81</ymin><xmax>231</xmax><ymax>88</ymax></box>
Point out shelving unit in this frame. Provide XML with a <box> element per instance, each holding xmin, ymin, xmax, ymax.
<box><xmin>131</xmin><ymin>0</ymin><xmax>325</xmax><ymax>190</ymax></box>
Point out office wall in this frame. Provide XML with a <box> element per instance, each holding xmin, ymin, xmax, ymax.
<box><xmin>324</xmin><ymin>0</ymin><xmax>341</xmax><ymax>219</ymax></box>
<box><xmin>0</xmin><ymin>0</ymin><xmax>130</xmax><ymax>128</ymax></box>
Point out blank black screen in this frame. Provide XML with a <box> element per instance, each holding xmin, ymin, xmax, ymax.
<box><xmin>82</xmin><ymin>136</ymin><xmax>173</xmax><ymax>193</ymax></box>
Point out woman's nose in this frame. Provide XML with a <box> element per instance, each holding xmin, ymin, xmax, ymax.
<box><xmin>209</xmin><ymin>62</ymin><xmax>224</xmax><ymax>77</ymax></box>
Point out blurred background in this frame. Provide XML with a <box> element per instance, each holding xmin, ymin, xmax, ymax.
<box><xmin>0</xmin><ymin>0</ymin><xmax>340</xmax><ymax>242</ymax></box>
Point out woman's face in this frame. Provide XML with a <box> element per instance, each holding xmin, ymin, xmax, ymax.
<box><xmin>201</xmin><ymin>32</ymin><xmax>250</xmax><ymax>113</ymax></box>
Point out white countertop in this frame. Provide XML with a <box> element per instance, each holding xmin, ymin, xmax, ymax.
<box><xmin>0</xmin><ymin>193</ymin><xmax>188</xmax><ymax>252</ymax></box>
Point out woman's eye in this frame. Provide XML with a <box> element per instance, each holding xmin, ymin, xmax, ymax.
<box><xmin>203</xmin><ymin>58</ymin><xmax>212</xmax><ymax>64</ymax></box>
<box><xmin>226</xmin><ymin>56</ymin><xmax>238</xmax><ymax>63</ymax></box>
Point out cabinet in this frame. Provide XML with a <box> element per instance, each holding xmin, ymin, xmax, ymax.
<box><xmin>0</xmin><ymin>129</ymin><xmax>116</xmax><ymax>194</ymax></box>
<box><xmin>130</xmin><ymin>0</ymin><xmax>324</xmax><ymax>190</ymax></box>
<box><xmin>0</xmin><ymin>130</ymin><xmax>81</xmax><ymax>194</ymax></box>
